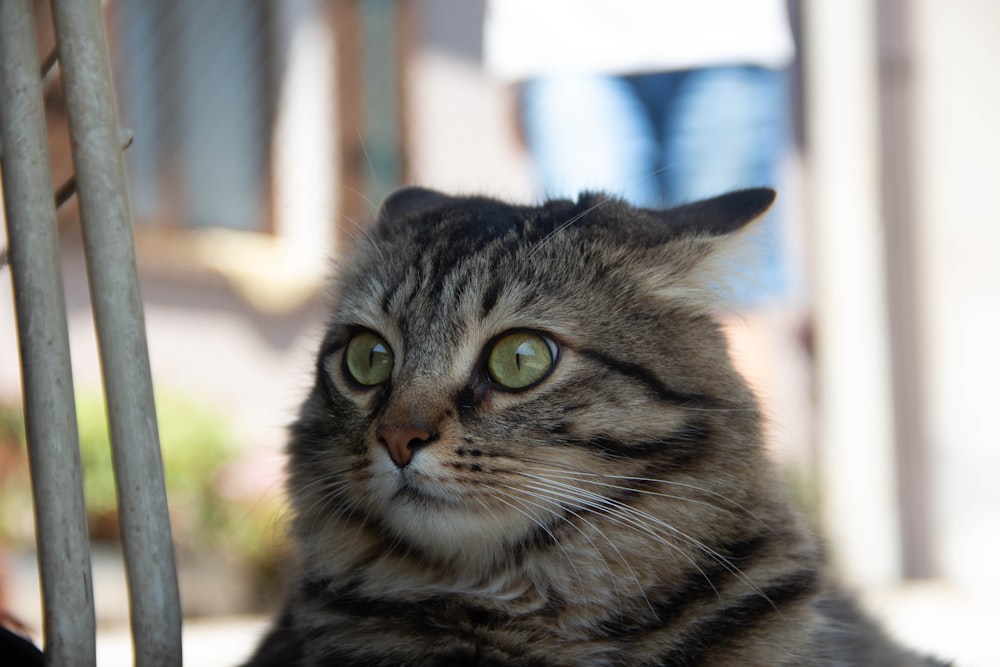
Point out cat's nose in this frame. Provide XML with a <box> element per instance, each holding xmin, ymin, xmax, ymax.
<box><xmin>376</xmin><ymin>424</ymin><xmax>436</xmax><ymax>467</ymax></box>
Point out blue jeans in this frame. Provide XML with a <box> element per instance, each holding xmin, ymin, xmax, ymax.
<box><xmin>519</xmin><ymin>66</ymin><xmax>791</xmax><ymax>306</ymax></box>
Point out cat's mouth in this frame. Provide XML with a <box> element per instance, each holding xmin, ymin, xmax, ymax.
<box><xmin>388</xmin><ymin>469</ymin><xmax>462</xmax><ymax>508</ymax></box>
<box><xmin>393</xmin><ymin>478</ymin><xmax>430</xmax><ymax>501</ymax></box>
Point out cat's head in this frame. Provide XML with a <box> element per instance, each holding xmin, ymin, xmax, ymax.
<box><xmin>288</xmin><ymin>187</ymin><xmax>775</xmax><ymax>572</ymax></box>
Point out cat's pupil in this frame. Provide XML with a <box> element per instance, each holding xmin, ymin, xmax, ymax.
<box><xmin>515</xmin><ymin>346</ymin><xmax>527</xmax><ymax>369</ymax></box>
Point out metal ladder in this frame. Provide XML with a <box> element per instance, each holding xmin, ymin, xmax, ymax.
<box><xmin>0</xmin><ymin>0</ymin><xmax>182</xmax><ymax>664</ymax></box>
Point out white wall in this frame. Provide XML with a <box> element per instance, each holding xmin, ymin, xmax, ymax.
<box><xmin>912</xmin><ymin>0</ymin><xmax>1000</xmax><ymax>594</ymax></box>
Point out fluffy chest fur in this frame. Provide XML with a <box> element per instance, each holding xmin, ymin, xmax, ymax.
<box><xmin>244</xmin><ymin>188</ymin><xmax>946</xmax><ymax>667</ymax></box>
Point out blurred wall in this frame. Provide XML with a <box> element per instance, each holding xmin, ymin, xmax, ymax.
<box><xmin>407</xmin><ymin>0</ymin><xmax>533</xmax><ymax>200</ymax></box>
<box><xmin>911</xmin><ymin>0</ymin><xmax>1000</xmax><ymax>594</ymax></box>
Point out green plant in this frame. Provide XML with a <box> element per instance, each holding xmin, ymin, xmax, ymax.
<box><xmin>75</xmin><ymin>389</ymin><xmax>241</xmax><ymax>546</ymax></box>
<box><xmin>1</xmin><ymin>391</ymin><xmax>284</xmax><ymax>560</ymax></box>
<box><xmin>1</xmin><ymin>390</ymin><xmax>287</xmax><ymax>612</ymax></box>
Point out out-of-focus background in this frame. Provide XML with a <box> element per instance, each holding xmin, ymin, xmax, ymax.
<box><xmin>1</xmin><ymin>1</ymin><xmax>998</xmax><ymax>665</ymax></box>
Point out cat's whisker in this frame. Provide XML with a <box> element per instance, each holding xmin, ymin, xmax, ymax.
<box><xmin>518</xmin><ymin>475</ymin><xmax>731</xmax><ymax>560</ymax></box>
<box><xmin>573</xmin><ymin>481</ymin><xmax>767</xmax><ymax>605</ymax></box>
<box><xmin>542</xmin><ymin>497</ymin><xmax>653</xmax><ymax>621</ymax></box>
<box><xmin>514</xmin><ymin>475</ymin><xmax>767</xmax><ymax>603</ymax></box>
<box><xmin>487</xmin><ymin>488</ymin><xmax>597</xmax><ymax>600</ymax></box>
<box><xmin>673</xmin><ymin>405</ymin><xmax>760</xmax><ymax>414</ymax></box>
<box><xmin>339</xmin><ymin>214</ymin><xmax>386</xmax><ymax>263</ymax></box>
<box><xmin>511</xmin><ymin>456</ymin><xmax>773</xmax><ymax>529</ymax></box>
<box><xmin>551</xmin><ymin>508</ymin><xmax>637</xmax><ymax>620</ymax></box>
<box><xmin>297</xmin><ymin>481</ymin><xmax>359</xmax><ymax>539</ymax></box>
<box><xmin>537</xmin><ymin>467</ymin><xmax>771</xmax><ymax>530</ymax></box>
<box><xmin>291</xmin><ymin>464</ymin><xmax>373</xmax><ymax>538</ymax></box>
<box><xmin>517</xmin><ymin>467</ymin><xmax>723</xmax><ymax>513</ymax></box>
<box><xmin>590</xmin><ymin>494</ymin><xmax>768</xmax><ymax>603</ymax></box>
<box><xmin>527</xmin><ymin>196</ymin><xmax>614</xmax><ymax>260</ymax></box>
<box><xmin>488</xmin><ymin>491</ymin><xmax>576</xmax><ymax>564</ymax></box>
<box><xmin>513</xmin><ymin>478</ymin><xmax>719</xmax><ymax>607</ymax></box>
<box><xmin>491</xmin><ymin>484</ymin><xmax>631</xmax><ymax>618</ymax></box>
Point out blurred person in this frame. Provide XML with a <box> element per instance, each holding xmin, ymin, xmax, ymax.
<box><xmin>483</xmin><ymin>0</ymin><xmax>811</xmax><ymax>467</ymax></box>
<box><xmin>484</xmin><ymin>0</ymin><xmax>794</xmax><ymax>307</ymax></box>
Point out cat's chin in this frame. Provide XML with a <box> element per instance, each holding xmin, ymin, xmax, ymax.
<box><xmin>369</xmin><ymin>477</ymin><xmax>539</xmax><ymax>566</ymax></box>
<box><xmin>380</xmin><ymin>506</ymin><xmax>517</xmax><ymax>568</ymax></box>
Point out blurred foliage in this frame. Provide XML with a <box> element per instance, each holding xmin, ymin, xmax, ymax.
<box><xmin>0</xmin><ymin>390</ymin><xmax>286</xmax><ymax>610</ymax></box>
<box><xmin>0</xmin><ymin>404</ymin><xmax>32</xmax><ymax>541</ymax></box>
<box><xmin>75</xmin><ymin>390</ymin><xmax>237</xmax><ymax>544</ymax></box>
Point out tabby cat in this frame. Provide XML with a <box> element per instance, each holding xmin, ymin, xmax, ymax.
<box><xmin>244</xmin><ymin>187</ymin><xmax>947</xmax><ymax>666</ymax></box>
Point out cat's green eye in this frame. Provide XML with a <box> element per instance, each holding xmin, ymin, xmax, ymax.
<box><xmin>345</xmin><ymin>332</ymin><xmax>394</xmax><ymax>386</ymax></box>
<box><xmin>487</xmin><ymin>331</ymin><xmax>555</xmax><ymax>390</ymax></box>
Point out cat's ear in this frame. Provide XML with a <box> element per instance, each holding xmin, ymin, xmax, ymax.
<box><xmin>659</xmin><ymin>188</ymin><xmax>776</xmax><ymax>237</ymax></box>
<box><xmin>639</xmin><ymin>188</ymin><xmax>777</xmax><ymax>308</ymax></box>
<box><xmin>376</xmin><ymin>186</ymin><xmax>452</xmax><ymax>225</ymax></box>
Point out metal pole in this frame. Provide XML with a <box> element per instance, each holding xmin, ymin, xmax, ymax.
<box><xmin>0</xmin><ymin>0</ymin><xmax>97</xmax><ymax>663</ymax></box>
<box><xmin>49</xmin><ymin>0</ymin><xmax>183</xmax><ymax>664</ymax></box>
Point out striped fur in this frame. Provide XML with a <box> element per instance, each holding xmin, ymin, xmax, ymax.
<box><xmin>244</xmin><ymin>188</ymin><xmax>946</xmax><ymax>666</ymax></box>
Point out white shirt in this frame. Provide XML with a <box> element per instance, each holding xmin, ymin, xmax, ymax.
<box><xmin>484</xmin><ymin>0</ymin><xmax>795</xmax><ymax>80</ymax></box>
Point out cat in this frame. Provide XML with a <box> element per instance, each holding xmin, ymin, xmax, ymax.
<box><xmin>243</xmin><ymin>187</ymin><xmax>948</xmax><ymax>666</ymax></box>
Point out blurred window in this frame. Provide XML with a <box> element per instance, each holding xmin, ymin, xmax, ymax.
<box><xmin>113</xmin><ymin>0</ymin><xmax>276</xmax><ymax>232</ymax></box>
